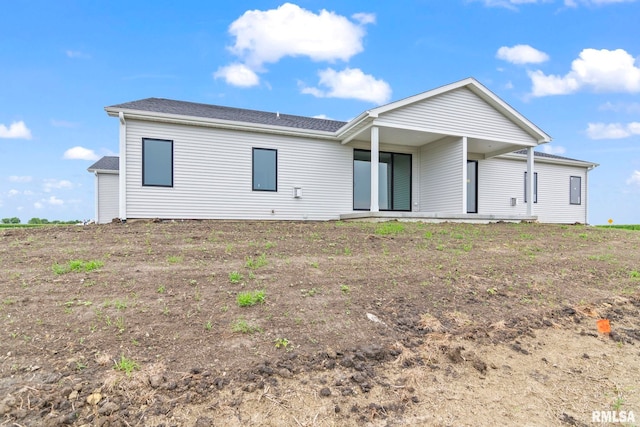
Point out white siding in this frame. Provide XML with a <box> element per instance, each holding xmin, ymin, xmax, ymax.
<box><xmin>97</xmin><ymin>173</ymin><xmax>119</xmax><ymax>224</ymax></box>
<box><xmin>478</xmin><ymin>157</ymin><xmax>588</xmax><ymax>223</ymax></box>
<box><xmin>380</xmin><ymin>88</ymin><xmax>537</xmax><ymax>144</ymax></box>
<box><xmin>124</xmin><ymin>120</ymin><xmax>352</xmax><ymax>220</ymax></box>
<box><xmin>419</xmin><ymin>137</ymin><xmax>463</xmax><ymax>213</ymax></box>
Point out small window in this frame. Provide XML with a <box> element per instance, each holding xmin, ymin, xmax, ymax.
<box><xmin>142</xmin><ymin>138</ymin><xmax>173</xmax><ymax>187</ymax></box>
<box><xmin>524</xmin><ymin>171</ymin><xmax>538</xmax><ymax>203</ymax></box>
<box><xmin>570</xmin><ymin>176</ymin><xmax>581</xmax><ymax>205</ymax></box>
<box><xmin>253</xmin><ymin>148</ymin><xmax>277</xmax><ymax>191</ymax></box>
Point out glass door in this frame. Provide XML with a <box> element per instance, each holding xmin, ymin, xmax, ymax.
<box><xmin>353</xmin><ymin>150</ymin><xmax>411</xmax><ymax>211</ymax></box>
<box><xmin>467</xmin><ymin>160</ymin><xmax>478</xmax><ymax>213</ymax></box>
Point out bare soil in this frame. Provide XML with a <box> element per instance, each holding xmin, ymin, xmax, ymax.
<box><xmin>1</xmin><ymin>220</ymin><xmax>639</xmax><ymax>426</ymax></box>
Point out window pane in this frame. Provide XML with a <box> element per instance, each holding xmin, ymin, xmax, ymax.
<box><xmin>524</xmin><ymin>172</ymin><xmax>538</xmax><ymax>203</ymax></box>
<box><xmin>143</xmin><ymin>139</ymin><xmax>172</xmax><ymax>187</ymax></box>
<box><xmin>570</xmin><ymin>176</ymin><xmax>581</xmax><ymax>205</ymax></box>
<box><xmin>253</xmin><ymin>148</ymin><xmax>277</xmax><ymax>191</ymax></box>
<box><xmin>353</xmin><ymin>160</ymin><xmax>371</xmax><ymax>209</ymax></box>
<box><xmin>393</xmin><ymin>154</ymin><xmax>411</xmax><ymax>211</ymax></box>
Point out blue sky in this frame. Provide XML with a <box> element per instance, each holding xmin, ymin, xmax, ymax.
<box><xmin>1</xmin><ymin>0</ymin><xmax>639</xmax><ymax>224</ymax></box>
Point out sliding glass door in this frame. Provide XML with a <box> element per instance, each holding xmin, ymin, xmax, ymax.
<box><xmin>353</xmin><ymin>149</ymin><xmax>411</xmax><ymax>211</ymax></box>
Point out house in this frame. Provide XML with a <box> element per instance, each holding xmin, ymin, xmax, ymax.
<box><xmin>88</xmin><ymin>78</ymin><xmax>598</xmax><ymax>224</ymax></box>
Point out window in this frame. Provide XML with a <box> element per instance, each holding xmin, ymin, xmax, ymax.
<box><xmin>253</xmin><ymin>148</ymin><xmax>277</xmax><ymax>191</ymax></box>
<box><xmin>570</xmin><ymin>176</ymin><xmax>581</xmax><ymax>205</ymax></box>
<box><xmin>142</xmin><ymin>138</ymin><xmax>173</xmax><ymax>187</ymax></box>
<box><xmin>524</xmin><ymin>171</ymin><xmax>538</xmax><ymax>203</ymax></box>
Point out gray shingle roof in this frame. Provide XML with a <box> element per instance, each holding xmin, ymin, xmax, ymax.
<box><xmin>108</xmin><ymin>98</ymin><xmax>347</xmax><ymax>132</ymax></box>
<box><xmin>87</xmin><ymin>156</ymin><xmax>119</xmax><ymax>172</ymax></box>
<box><xmin>513</xmin><ymin>149</ymin><xmax>590</xmax><ymax>164</ymax></box>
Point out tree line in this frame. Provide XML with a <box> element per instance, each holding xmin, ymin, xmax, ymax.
<box><xmin>1</xmin><ymin>217</ymin><xmax>81</xmax><ymax>225</ymax></box>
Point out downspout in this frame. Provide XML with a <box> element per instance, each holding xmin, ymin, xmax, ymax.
<box><xmin>118</xmin><ymin>112</ymin><xmax>127</xmax><ymax>222</ymax></box>
<box><xmin>94</xmin><ymin>172</ymin><xmax>99</xmax><ymax>223</ymax></box>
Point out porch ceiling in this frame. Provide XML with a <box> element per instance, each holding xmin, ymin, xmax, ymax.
<box><xmin>348</xmin><ymin>126</ymin><xmax>528</xmax><ymax>156</ymax></box>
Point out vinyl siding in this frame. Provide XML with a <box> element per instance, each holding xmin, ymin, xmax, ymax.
<box><xmin>124</xmin><ymin>120</ymin><xmax>352</xmax><ymax>220</ymax></box>
<box><xmin>419</xmin><ymin>138</ymin><xmax>463</xmax><ymax>213</ymax></box>
<box><xmin>97</xmin><ymin>173</ymin><xmax>119</xmax><ymax>224</ymax></box>
<box><xmin>380</xmin><ymin>88</ymin><xmax>537</xmax><ymax>144</ymax></box>
<box><xmin>478</xmin><ymin>157</ymin><xmax>588</xmax><ymax>223</ymax></box>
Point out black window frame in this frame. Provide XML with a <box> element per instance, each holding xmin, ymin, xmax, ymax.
<box><xmin>570</xmin><ymin>176</ymin><xmax>581</xmax><ymax>205</ymax></box>
<box><xmin>142</xmin><ymin>138</ymin><xmax>174</xmax><ymax>187</ymax></box>
<box><xmin>352</xmin><ymin>149</ymin><xmax>412</xmax><ymax>212</ymax></box>
<box><xmin>524</xmin><ymin>171</ymin><xmax>538</xmax><ymax>204</ymax></box>
<box><xmin>252</xmin><ymin>147</ymin><xmax>278</xmax><ymax>192</ymax></box>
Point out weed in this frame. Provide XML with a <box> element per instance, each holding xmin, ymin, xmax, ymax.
<box><xmin>340</xmin><ymin>284</ymin><xmax>350</xmax><ymax>294</ymax></box>
<box><xmin>519</xmin><ymin>233</ymin><xmax>534</xmax><ymax>240</ymax></box>
<box><xmin>167</xmin><ymin>255</ymin><xmax>183</xmax><ymax>264</ymax></box>
<box><xmin>231</xmin><ymin>318</ymin><xmax>261</xmax><ymax>334</ymax></box>
<box><xmin>245</xmin><ymin>253</ymin><xmax>268</xmax><ymax>269</ymax></box>
<box><xmin>237</xmin><ymin>290</ymin><xmax>266</xmax><ymax>307</ymax></box>
<box><xmin>301</xmin><ymin>288</ymin><xmax>320</xmax><ymax>297</ymax></box>
<box><xmin>629</xmin><ymin>270</ymin><xmax>640</xmax><ymax>279</ymax></box>
<box><xmin>343</xmin><ymin>247</ymin><xmax>352</xmax><ymax>256</ymax></box>
<box><xmin>76</xmin><ymin>361</ymin><xmax>87</xmax><ymax>371</ymax></box>
<box><xmin>310</xmin><ymin>261</ymin><xmax>319</xmax><ymax>268</ymax></box>
<box><xmin>188</xmin><ymin>279</ymin><xmax>197</xmax><ymax>286</ymax></box>
<box><xmin>264</xmin><ymin>241</ymin><xmax>276</xmax><ymax>250</ymax></box>
<box><xmin>375</xmin><ymin>222</ymin><xmax>405</xmax><ymax>235</ymax></box>
<box><xmin>113</xmin><ymin>355</ymin><xmax>140</xmax><ymax>376</ymax></box>
<box><xmin>486</xmin><ymin>287</ymin><xmax>498</xmax><ymax>296</ymax></box>
<box><xmin>578</xmin><ymin>233</ymin><xmax>588</xmax><ymax>239</ymax></box>
<box><xmin>52</xmin><ymin>259</ymin><xmax>104</xmax><ymax>274</ymax></box>
<box><xmin>205</xmin><ymin>321</ymin><xmax>213</xmax><ymax>331</ymax></box>
<box><xmin>157</xmin><ymin>285</ymin><xmax>166</xmax><ymax>294</ymax></box>
<box><xmin>274</xmin><ymin>338</ymin><xmax>290</xmax><ymax>349</ymax></box>
<box><xmin>423</xmin><ymin>231</ymin><xmax>433</xmax><ymax>239</ymax></box>
<box><xmin>229</xmin><ymin>271</ymin><xmax>244</xmax><ymax>284</ymax></box>
<box><xmin>2</xmin><ymin>298</ymin><xmax>16</xmax><ymax>305</ymax></box>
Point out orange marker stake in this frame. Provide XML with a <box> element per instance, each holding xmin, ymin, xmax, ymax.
<box><xmin>597</xmin><ymin>319</ymin><xmax>611</xmax><ymax>334</ymax></box>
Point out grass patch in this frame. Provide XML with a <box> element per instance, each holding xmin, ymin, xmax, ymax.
<box><xmin>375</xmin><ymin>222</ymin><xmax>405</xmax><ymax>235</ymax></box>
<box><xmin>245</xmin><ymin>253</ymin><xmax>268</xmax><ymax>269</ymax></box>
<box><xmin>167</xmin><ymin>255</ymin><xmax>183</xmax><ymax>264</ymax></box>
<box><xmin>52</xmin><ymin>259</ymin><xmax>104</xmax><ymax>274</ymax></box>
<box><xmin>228</xmin><ymin>271</ymin><xmax>244</xmax><ymax>284</ymax></box>
<box><xmin>231</xmin><ymin>318</ymin><xmax>262</xmax><ymax>334</ymax></box>
<box><xmin>237</xmin><ymin>290</ymin><xmax>266</xmax><ymax>307</ymax></box>
<box><xmin>113</xmin><ymin>355</ymin><xmax>139</xmax><ymax>376</ymax></box>
<box><xmin>597</xmin><ymin>225</ymin><xmax>640</xmax><ymax>231</ymax></box>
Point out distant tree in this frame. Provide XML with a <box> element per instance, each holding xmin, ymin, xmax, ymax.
<box><xmin>9</xmin><ymin>217</ymin><xmax>20</xmax><ymax>224</ymax></box>
<box><xmin>1</xmin><ymin>218</ymin><xmax>9</xmax><ymax>224</ymax></box>
<box><xmin>28</xmin><ymin>218</ymin><xmax>42</xmax><ymax>224</ymax></box>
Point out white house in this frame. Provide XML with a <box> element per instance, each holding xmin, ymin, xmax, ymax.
<box><xmin>88</xmin><ymin>78</ymin><xmax>598</xmax><ymax>224</ymax></box>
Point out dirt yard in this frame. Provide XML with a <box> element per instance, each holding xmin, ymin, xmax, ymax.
<box><xmin>1</xmin><ymin>220</ymin><xmax>639</xmax><ymax>426</ymax></box>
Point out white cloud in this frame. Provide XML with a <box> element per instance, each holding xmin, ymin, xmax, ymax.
<box><xmin>476</xmin><ymin>0</ymin><xmax>552</xmax><ymax>10</ymax></box>
<box><xmin>541</xmin><ymin>144</ymin><xmax>567</xmax><ymax>154</ymax></box>
<box><xmin>51</xmin><ymin>119</ymin><xmax>80</xmax><ymax>128</ymax></box>
<box><xmin>565</xmin><ymin>0</ymin><xmax>637</xmax><ymax>7</ymax></box>
<box><xmin>599</xmin><ymin>101</ymin><xmax>640</xmax><ymax>114</ymax></box>
<box><xmin>312</xmin><ymin>114</ymin><xmax>333</xmax><ymax>120</ymax></box>
<box><xmin>301</xmin><ymin>67</ymin><xmax>392</xmax><ymax>104</ymax></box>
<box><xmin>627</xmin><ymin>170</ymin><xmax>640</xmax><ymax>186</ymax></box>
<box><xmin>496</xmin><ymin>45</ymin><xmax>549</xmax><ymax>64</ymax></box>
<box><xmin>352</xmin><ymin>12</ymin><xmax>376</xmax><ymax>25</ymax></box>
<box><xmin>0</xmin><ymin>121</ymin><xmax>32</xmax><ymax>139</ymax></box>
<box><xmin>23</xmin><ymin>190</ymin><xmax>34</xmax><ymax>196</ymax></box>
<box><xmin>213</xmin><ymin>63</ymin><xmax>260</xmax><ymax>87</ymax></box>
<box><xmin>63</xmin><ymin>146</ymin><xmax>99</xmax><ymax>161</ymax></box>
<box><xmin>66</xmin><ymin>50</ymin><xmax>90</xmax><ymax>59</ymax></box>
<box><xmin>34</xmin><ymin>202</ymin><xmax>43</xmax><ymax>209</ymax></box>
<box><xmin>8</xmin><ymin>175</ymin><xmax>32</xmax><ymax>183</ymax></box>
<box><xmin>529</xmin><ymin>48</ymin><xmax>640</xmax><ymax>97</ymax></box>
<box><xmin>586</xmin><ymin>122</ymin><xmax>640</xmax><ymax>139</ymax></box>
<box><xmin>227</xmin><ymin>3</ymin><xmax>372</xmax><ymax>69</ymax></box>
<box><xmin>43</xmin><ymin>179</ymin><xmax>74</xmax><ymax>192</ymax></box>
<box><xmin>47</xmin><ymin>196</ymin><xmax>64</xmax><ymax>206</ymax></box>
<box><xmin>8</xmin><ymin>189</ymin><xmax>20</xmax><ymax>197</ymax></box>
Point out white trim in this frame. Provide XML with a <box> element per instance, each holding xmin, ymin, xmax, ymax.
<box><xmin>526</xmin><ymin>148</ymin><xmax>534</xmax><ymax>216</ymax></box>
<box><xmin>370</xmin><ymin>126</ymin><xmax>379</xmax><ymax>212</ymax></box>
<box><xmin>94</xmin><ymin>172</ymin><xmax>99</xmax><ymax>223</ymax></box>
<box><xmin>367</xmin><ymin>78</ymin><xmax>551</xmax><ymax>143</ymax></box>
<box><xmin>500</xmin><ymin>152</ymin><xmax>598</xmax><ymax>168</ymax></box>
<box><xmin>87</xmin><ymin>169</ymin><xmax>119</xmax><ymax>175</ymax></box>
<box><xmin>462</xmin><ymin>136</ymin><xmax>468</xmax><ymax>214</ymax></box>
<box><xmin>118</xmin><ymin>112</ymin><xmax>127</xmax><ymax>221</ymax></box>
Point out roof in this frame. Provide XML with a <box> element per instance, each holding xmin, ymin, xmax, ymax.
<box><xmin>107</xmin><ymin>98</ymin><xmax>347</xmax><ymax>132</ymax></box>
<box><xmin>511</xmin><ymin>149</ymin><xmax>598</xmax><ymax>167</ymax></box>
<box><xmin>87</xmin><ymin>156</ymin><xmax>119</xmax><ymax>172</ymax></box>
<box><xmin>364</xmin><ymin>77</ymin><xmax>551</xmax><ymax>143</ymax></box>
